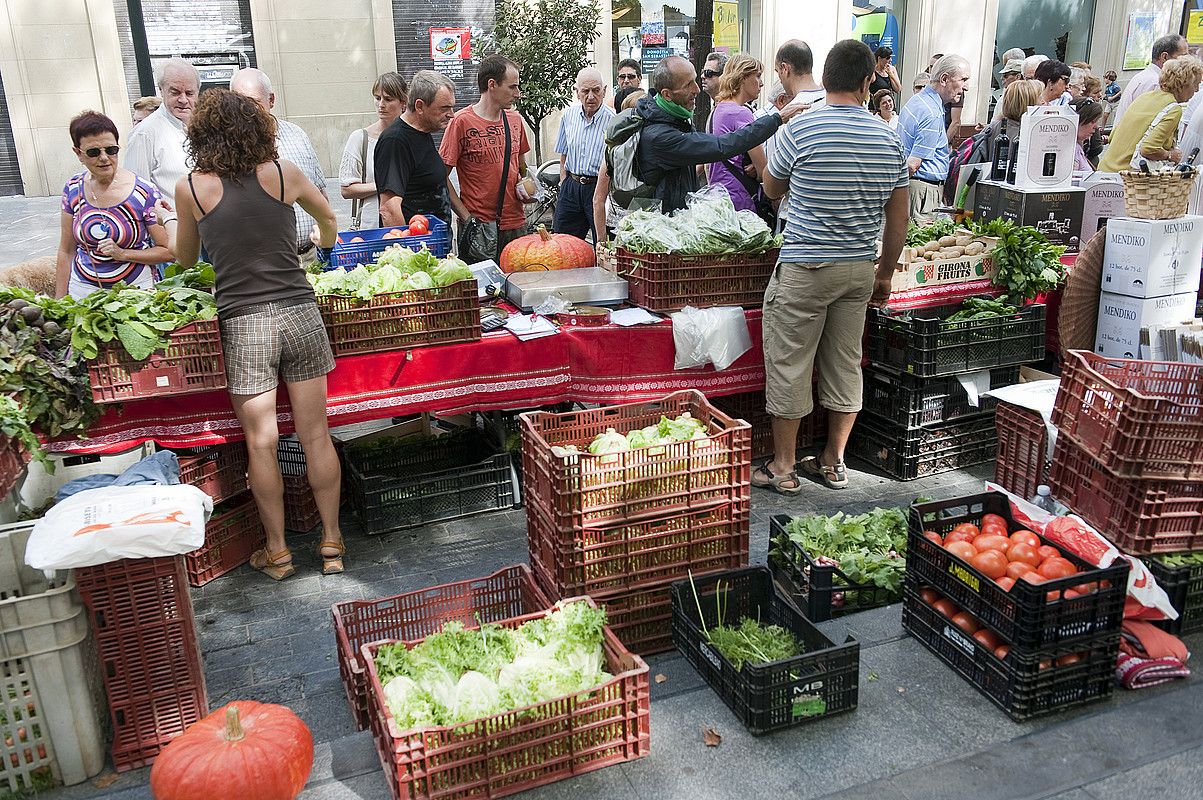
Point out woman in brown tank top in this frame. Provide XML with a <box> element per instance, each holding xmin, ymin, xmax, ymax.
<box><xmin>156</xmin><ymin>89</ymin><xmax>344</xmax><ymax>580</ymax></box>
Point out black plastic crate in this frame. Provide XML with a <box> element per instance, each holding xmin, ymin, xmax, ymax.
<box><xmin>901</xmin><ymin>587</ymin><xmax>1118</xmax><ymax>721</ymax></box>
<box><xmin>1145</xmin><ymin>555</ymin><xmax>1203</xmax><ymax>637</ymax></box>
<box><xmin>767</xmin><ymin>515</ymin><xmax>901</xmax><ymax>622</ymax></box>
<box><xmin>866</xmin><ymin>302</ymin><xmax>1045</xmax><ymax>377</ymax></box>
<box><xmin>344</xmin><ymin>429</ymin><xmax>518</xmax><ymax>534</ymax></box>
<box><xmin>849</xmin><ymin>413</ymin><xmax>998</xmax><ymax>481</ymax></box>
<box><xmin>670</xmin><ymin>567</ymin><xmax>859</xmax><ymax>735</ymax></box>
<box><xmin>908</xmin><ymin>492</ymin><xmax>1128</xmax><ymax>651</ymax></box>
<box><xmin>861</xmin><ymin>364</ymin><xmax>1019</xmax><ymax>429</ymax></box>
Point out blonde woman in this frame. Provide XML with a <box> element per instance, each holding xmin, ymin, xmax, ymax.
<box><xmin>706</xmin><ymin>53</ymin><xmax>768</xmax><ymax>211</ymax></box>
<box><xmin>338</xmin><ymin>72</ymin><xmax>408</xmax><ymax>229</ymax></box>
<box><xmin>1100</xmin><ymin>55</ymin><xmax>1203</xmax><ymax>172</ymax></box>
<box><xmin>986</xmin><ymin>79</ymin><xmax>1043</xmax><ymax>160</ymax></box>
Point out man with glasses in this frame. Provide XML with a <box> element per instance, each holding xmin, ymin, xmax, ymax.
<box><xmin>614</xmin><ymin>59</ymin><xmax>641</xmax><ymax>108</ymax></box>
<box><xmin>553</xmin><ymin>68</ymin><xmax>613</xmax><ymax>241</ymax></box>
<box><xmin>124</xmin><ymin>57</ymin><xmax>199</xmax><ymax>206</ymax></box>
<box><xmin>699</xmin><ymin>51</ymin><xmax>729</xmax><ymax>132</ymax></box>
<box><xmin>898</xmin><ymin>54</ymin><xmax>970</xmax><ymax>219</ymax></box>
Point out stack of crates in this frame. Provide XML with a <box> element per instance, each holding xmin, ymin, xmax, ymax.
<box><xmin>520</xmin><ymin>390</ymin><xmax>751</xmax><ymax>655</ymax></box>
<box><xmin>904</xmin><ymin>493</ymin><xmax>1127</xmax><ymax>720</ymax></box>
<box><xmin>852</xmin><ymin>302</ymin><xmax>1046</xmax><ymax>480</ymax></box>
<box><xmin>1048</xmin><ymin>351</ymin><xmax>1203</xmax><ymax>632</ymax></box>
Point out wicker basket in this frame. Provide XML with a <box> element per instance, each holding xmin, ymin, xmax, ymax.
<box><xmin>1120</xmin><ymin>170</ymin><xmax>1195</xmax><ymax>220</ymax></box>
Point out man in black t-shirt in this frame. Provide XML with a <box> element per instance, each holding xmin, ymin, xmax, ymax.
<box><xmin>375</xmin><ymin>70</ymin><xmax>456</xmax><ymax>226</ymax></box>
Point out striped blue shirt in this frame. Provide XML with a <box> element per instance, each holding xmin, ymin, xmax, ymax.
<box><xmin>767</xmin><ymin>104</ymin><xmax>909</xmax><ymax>264</ymax></box>
<box><xmin>898</xmin><ymin>86</ymin><xmax>950</xmax><ymax>181</ymax></box>
<box><xmin>554</xmin><ymin>103</ymin><xmax>615</xmax><ymax>176</ymax></box>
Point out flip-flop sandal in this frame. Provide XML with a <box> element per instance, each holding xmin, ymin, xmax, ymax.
<box><xmin>249</xmin><ymin>548</ymin><xmax>295</xmax><ymax>581</ymax></box>
<box><xmin>316</xmin><ymin>539</ymin><xmax>346</xmax><ymax>576</ymax></box>
<box><xmin>799</xmin><ymin>456</ymin><xmax>849</xmax><ymax>489</ymax></box>
<box><xmin>751</xmin><ymin>462</ymin><xmax>803</xmax><ymax>495</ymax></box>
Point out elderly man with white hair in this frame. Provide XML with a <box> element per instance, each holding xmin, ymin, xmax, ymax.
<box><xmin>1022</xmin><ymin>54</ymin><xmax>1048</xmax><ymax>79</ymax></box>
<box><xmin>230</xmin><ymin>68</ymin><xmax>329</xmax><ymax>261</ymax></box>
<box><xmin>124</xmin><ymin>58</ymin><xmax>199</xmax><ymax>203</ymax></box>
<box><xmin>898</xmin><ymin>53</ymin><xmax>970</xmax><ymax>219</ymax></box>
<box><xmin>552</xmin><ymin>67</ymin><xmax>614</xmax><ymax>241</ymax></box>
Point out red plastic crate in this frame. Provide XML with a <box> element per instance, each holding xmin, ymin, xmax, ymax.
<box><xmin>362</xmin><ymin>599</ymin><xmax>650</xmax><ymax>800</ymax></box>
<box><xmin>616</xmin><ymin>248</ymin><xmax>778</xmax><ymax>312</ymax></box>
<box><xmin>1049</xmin><ymin>436</ymin><xmax>1203</xmax><ymax>555</ymax></box>
<box><xmin>87</xmin><ymin>319</ymin><xmax>226</xmax><ymax>404</ymax></box>
<box><xmin>527</xmin><ymin>499</ymin><xmax>749</xmax><ymax>598</ymax></box>
<box><xmin>519</xmin><ymin>390</ymin><xmax>751</xmax><ymax>530</ymax></box>
<box><xmin>183</xmin><ymin>493</ymin><xmax>265</xmax><ymax>587</ymax></box>
<box><xmin>1052</xmin><ymin>351</ymin><xmax>1203</xmax><ymax>481</ymax></box>
<box><xmin>709</xmin><ymin>391</ymin><xmax>827</xmax><ymax>461</ymax></box>
<box><xmin>73</xmin><ymin>556</ymin><xmax>207</xmax><ymax>772</ymax></box>
<box><xmin>317</xmin><ymin>280</ymin><xmax>480</xmax><ymax>358</ymax></box>
<box><xmin>591</xmin><ymin>582</ymin><xmax>677</xmax><ymax>656</ymax></box>
<box><xmin>176</xmin><ymin>443</ymin><xmax>248</xmax><ymax>504</ymax></box>
<box><xmin>332</xmin><ymin>565</ymin><xmax>551</xmax><ymax>732</ymax></box>
<box><xmin>994</xmin><ymin>402</ymin><xmax>1049</xmax><ymax>501</ymax></box>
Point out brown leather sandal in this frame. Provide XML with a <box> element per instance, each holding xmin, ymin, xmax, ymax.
<box><xmin>249</xmin><ymin>548</ymin><xmax>295</xmax><ymax>581</ymax></box>
<box><xmin>751</xmin><ymin>462</ymin><xmax>803</xmax><ymax>495</ymax></box>
<box><xmin>316</xmin><ymin>539</ymin><xmax>345</xmax><ymax>575</ymax></box>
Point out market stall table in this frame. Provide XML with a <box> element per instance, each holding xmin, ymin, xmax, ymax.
<box><xmin>51</xmin><ymin>312</ymin><xmax>767</xmax><ymax>454</ymax></box>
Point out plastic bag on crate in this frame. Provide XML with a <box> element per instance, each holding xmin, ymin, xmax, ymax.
<box><xmin>984</xmin><ymin>481</ymin><xmax>1177</xmax><ymax>622</ymax></box>
<box><xmin>25</xmin><ymin>484</ymin><xmax>212</xmax><ymax>572</ymax></box>
<box><xmin>672</xmin><ymin>306</ymin><xmax>751</xmax><ymax>371</ymax></box>
<box><xmin>983</xmin><ymin>379</ymin><xmax>1060</xmax><ymax>460</ymax></box>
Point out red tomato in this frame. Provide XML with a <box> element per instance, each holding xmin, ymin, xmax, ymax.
<box><xmin>919</xmin><ymin>586</ymin><xmax>940</xmax><ymax>605</ymax></box>
<box><xmin>1007</xmin><ymin>543</ymin><xmax>1043</xmax><ymax>568</ymax></box>
<box><xmin>1020</xmin><ymin>571</ymin><xmax>1048</xmax><ymax>585</ymax></box>
<box><xmin>407</xmin><ymin>220</ymin><xmax>430</xmax><ymax>236</ymax></box>
<box><xmin>349</xmin><ymin>236</ymin><xmax>365</xmax><ymax>243</ymax></box>
<box><xmin>1005</xmin><ymin>561</ymin><xmax>1035</xmax><ymax>580</ymax></box>
<box><xmin>995</xmin><ymin>576</ymin><xmax>1016</xmax><ymax>591</ymax></box>
<box><xmin>1063</xmin><ymin>588</ymin><xmax>1083</xmax><ymax>600</ymax></box>
<box><xmin>951</xmin><ymin>523</ymin><xmax>981</xmax><ymax>539</ymax></box>
<box><xmin>946</xmin><ymin>540</ymin><xmax>978</xmax><ymax>561</ymax></box>
<box><xmin>973</xmin><ymin>628</ymin><xmax>1001</xmax><ymax>650</ymax></box>
<box><xmin>408</xmin><ymin>214</ymin><xmax>430</xmax><ymax>230</ymax></box>
<box><xmin>1009</xmin><ymin>530</ymin><xmax>1040</xmax><ymax>548</ymax></box>
<box><xmin>945</xmin><ymin>529</ymin><xmax>977</xmax><ymax>546</ymax></box>
<box><xmin>1038</xmin><ymin>558</ymin><xmax>1078</xmax><ymax>580</ymax></box>
<box><xmin>1056</xmin><ymin>653</ymin><xmax>1083</xmax><ymax>667</ymax></box>
<box><xmin>336</xmin><ymin>235</ymin><xmax>344</xmax><ymax>244</ymax></box>
<box><xmin>980</xmin><ymin>523</ymin><xmax>1009</xmax><ymax>540</ymax></box>
<box><xmin>974</xmin><ymin>534</ymin><xmax>1011</xmax><ymax>554</ymax></box>
<box><xmin>994</xmin><ymin>644</ymin><xmax>1011</xmax><ymax>660</ymax></box>
<box><xmin>971</xmin><ymin>550</ymin><xmax>1008</xmax><ymax>580</ymax></box>
<box><xmin>1037</xmin><ymin>545</ymin><xmax>1061</xmax><ymax>562</ymax></box>
<box><xmin>981</xmin><ymin>513</ymin><xmax>1007</xmax><ymax>530</ymax></box>
<box><xmin>933</xmin><ymin>598</ymin><xmax>959</xmax><ymax>618</ymax></box>
<box><xmin>951</xmin><ymin>611</ymin><xmax>980</xmax><ymax>635</ymax></box>
<box><xmin>923</xmin><ymin>530</ymin><xmax>944</xmax><ymax>546</ymax></box>
<box><xmin>381</xmin><ymin>228</ymin><xmax>404</xmax><ymax>239</ymax></box>
<box><xmin>1039</xmin><ymin>659</ymin><xmax>1052</xmax><ymax>670</ymax></box>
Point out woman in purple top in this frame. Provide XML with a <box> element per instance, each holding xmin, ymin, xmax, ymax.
<box><xmin>707</xmin><ymin>54</ymin><xmax>769</xmax><ymax>212</ymax></box>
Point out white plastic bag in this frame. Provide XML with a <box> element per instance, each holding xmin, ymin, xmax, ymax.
<box><xmin>672</xmin><ymin>306</ymin><xmax>752</xmax><ymax>371</ymax></box>
<box><xmin>25</xmin><ymin>485</ymin><xmax>213</xmax><ymax>571</ymax></box>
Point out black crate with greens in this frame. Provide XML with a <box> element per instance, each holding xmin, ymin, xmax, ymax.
<box><xmin>768</xmin><ymin>508</ymin><xmax>906</xmax><ymax>622</ymax></box>
<box><xmin>670</xmin><ymin>567</ymin><xmax>859</xmax><ymax>735</ymax></box>
<box><xmin>1145</xmin><ymin>552</ymin><xmax>1203</xmax><ymax>637</ymax></box>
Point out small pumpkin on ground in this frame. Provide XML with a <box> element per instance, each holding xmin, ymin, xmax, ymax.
<box><xmin>149</xmin><ymin>701</ymin><xmax>313</xmax><ymax>800</ymax></box>
<box><xmin>499</xmin><ymin>225</ymin><xmax>596</xmax><ymax>273</ymax></box>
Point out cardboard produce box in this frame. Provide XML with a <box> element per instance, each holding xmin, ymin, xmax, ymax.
<box><xmin>974</xmin><ymin>180</ymin><xmax>1086</xmax><ymax>253</ymax></box>
<box><xmin>1013</xmin><ymin>105</ymin><xmax>1078</xmax><ymax>191</ymax></box>
<box><xmin>1079</xmin><ymin>174</ymin><xmax>1125</xmax><ymax>247</ymax></box>
<box><xmin>1102</xmin><ymin>216</ymin><xmax>1203</xmax><ymax>298</ymax></box>
<box><xmin>893</xmin><ymin>234</ymin><xmax>997</xmax><ymax>293</ymax></box>
<box><xmin>1095</xmin><ymin>290</ymin><xmax>1199</xmax><ymax>358</ymax></box>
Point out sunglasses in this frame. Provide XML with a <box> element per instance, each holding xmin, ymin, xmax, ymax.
<box><xmin>702</xmin><ymin>70</ymin><xmax>721</xmax><ymax>79</ymax></box>
<box><xmin>82</xmin><ymin>146</ymin><xmax>120</xmax><ymax>158</ymax></box>
<box><xmin>618</xmin><ymin>73</ymin><xmax>638</xmax><ymax>80</ymax></box>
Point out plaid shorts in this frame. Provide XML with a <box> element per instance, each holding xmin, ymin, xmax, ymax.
<box><xmin>219</xmin><ymin>300</ymin><xmax>335</xmax><ymax>395</ymax></box>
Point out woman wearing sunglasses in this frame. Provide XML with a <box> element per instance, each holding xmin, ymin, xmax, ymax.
<box><xmin>56</xmin><ymin>111</ymin><xmax>171</xmax><ymax>299</ymax></box>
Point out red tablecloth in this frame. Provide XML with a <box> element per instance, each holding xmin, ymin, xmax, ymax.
<box><xmin>52</xmin><ymin>313</ymin><xmax>766</xmax><ymax>454</ymax></box>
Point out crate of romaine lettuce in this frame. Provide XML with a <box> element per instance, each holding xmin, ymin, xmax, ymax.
<box><xmin>313</xmin><ymin>244</ymin><xmax>479</xmax><ymax>357</ymax></box>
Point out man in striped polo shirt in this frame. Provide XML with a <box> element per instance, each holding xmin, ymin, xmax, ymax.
<box><xmin>898</xmin><ymin>54</ymin><xmax>971</xmax><ymax>219</ymax></box>
<box><xmin>553</xmin><ymin>68</ymin><xmax>615</xmax><ymax>242</ymax></box>
<box><xmin>754</xmin><ymin>39</ymin><xmax>909</xmax><ymax>494</ymax></box>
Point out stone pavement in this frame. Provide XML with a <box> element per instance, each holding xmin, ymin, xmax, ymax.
<box><xmin>3</xmin><ymin>192</ymin><xmax>1200</xmax><ymax>799</ymax></box>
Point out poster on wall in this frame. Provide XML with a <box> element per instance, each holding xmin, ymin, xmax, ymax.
<box><xmin>1123</xmin><ymin>13</ymin><xmax>1158</xmax><ymax>70</ymax></box>
<box><xmin>641</xmin><ymin>21</ymin><xmax>666</xmax><ymax>45</ymax></box>
<box><xmin>1189</xmin><ymin>10</ymin><xmax>1203</xmax><ymax>45</ymax></box>
<box><xmin>430</xmin><ymin>28</ymin><xmax>471</xmax><ymax>60</ymax></box>
<box><xmin>713</xmin><ymin>1</ymin><xmax>740</xmax><ymax>50</ymax></box>
<box><xmin>853</xmin><ymin>11</ymin><xmax>900</xmax><ymax>61</ymax></box>
<box><xmin>667</xmin><ymin>25</ymin><xmax>689</xmax><ymax>55</ymax></box>
<box><xmin>618</xmin><ymin>26</ymin><xmax>641</xmax><ymax>61</ymax></box>
<box><xmin>642</xmin><ymin>46</ymin><xmax>670</xmax><ymax>74</ymax></box>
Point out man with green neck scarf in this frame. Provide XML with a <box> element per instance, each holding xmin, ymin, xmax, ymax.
<box><xmin>634</xmin><ymin>55</ymin><xmax>807</xmax><ymax>213</ymax></box>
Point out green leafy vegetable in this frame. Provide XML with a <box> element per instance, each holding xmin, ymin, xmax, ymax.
<box><xmin>158</xmin><ymin>261</ymin><xmax>216</xmax><ymax>289</ymax></box>
<box><xmin>987</xmin><ymin>224</ymin><xmax>1067</xmax><ymax>303</ymax></box>
<box><xmin>770</xmin><ymin>507</ymin><xmax>909</xmax><ymax>597</ymax></box>
<box><xmin>614</xmin><ymin>193</ymin><xmax>782</xmax><ymax>255</ymax></box>
<box><xmin>905</xmin><ymin>219</ymin><xmax>958</xmax><ymax>248</ymax></box>
<box><xmin>947</xmin><ymin>297</ymin><xmax>1019</xmax><ymax>322</ymax></box>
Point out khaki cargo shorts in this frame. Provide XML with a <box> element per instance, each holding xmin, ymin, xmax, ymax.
<box><xmin>762</xmin><ymin>260</ymin><xmax>875</xmax><ymax>420</ymax></box>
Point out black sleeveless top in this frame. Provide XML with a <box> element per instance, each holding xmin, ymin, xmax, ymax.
<box><xmin>191</xmin><ymin>161</ymin><xmax>315</xmax><ymax>316</ymax></box>
<box><xmin>869</xmin><ymin>72</ymin><xmax>895</xmax><ymax>96</ymax></box>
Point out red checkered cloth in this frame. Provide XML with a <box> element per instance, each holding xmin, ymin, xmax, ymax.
<box><xmin>1116</xmin><ymin>620</ymin><xmax>1191</xmax><ymax>690</ymax></box>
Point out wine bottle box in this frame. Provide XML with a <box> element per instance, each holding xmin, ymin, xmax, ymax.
<box><xmin>1102</xmin><ymin>216</ymin><xmax>1203</xmax><ymax>299</ymax></box>
<box><xmin>974</xmin><ymin>180</ymin><xmax>1086</xmax><ymax>253</ymax></box>
<box><xmin>1012</xmin><ymin>105</ymin><xmax>1078</xmax><ymax>191</ymax></box>
<box><xmin>1079</xmin><ymin>174</ymin><xmax>1126</xmax><ymax>249</ymax></box>
<box><xmin>1095</xmin><ymin>289</ymin><xmax>1199</xmax><ymax>359</ymax></box>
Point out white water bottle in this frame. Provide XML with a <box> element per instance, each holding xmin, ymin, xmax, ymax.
<box><xmin>1030</xmin><ymin>485</ymin><xmax>1059</xmax><ymax>514</ymax></box>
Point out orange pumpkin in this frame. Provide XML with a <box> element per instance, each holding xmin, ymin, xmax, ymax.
<box><xmin>498</xmin><ymin>226</ymin><xmax>596</xmax><ymax>273</ymax></box>
<box><xmin>149</xmin><ymin>702</ymin><xmax>313</xmax><ymax>800</ymax></box>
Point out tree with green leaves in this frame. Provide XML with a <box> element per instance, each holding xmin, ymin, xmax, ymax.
<box><xmin>480</xmin><ymin>0</ymin><xmax>602</xmax><ymax>161</ymax></box>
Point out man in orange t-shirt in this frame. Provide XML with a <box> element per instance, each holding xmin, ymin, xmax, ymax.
<box><xmin>441</xmin><ymin>54</ymin><xmax>532</xmax><ymax>257</ymax></box>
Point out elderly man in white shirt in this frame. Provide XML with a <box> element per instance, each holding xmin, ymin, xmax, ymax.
<box><xmin>123</xmin><ymin>58</ymin><xmax>198</xmax><ymax>204</ymax></box>
<box><xmin>1113</xmin><ymin>34</ymin><xmax>1189</xmax><ymax>126</ymax></box>
<box><xmin>230</xmin><ymin>68</ymin><xmax>330</xmax><ymax>261</ymax></box>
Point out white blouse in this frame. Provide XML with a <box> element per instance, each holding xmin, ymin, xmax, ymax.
<box><xmin>339</xmin><ymin>128</ymin><xmax>380</xmax><ymax>225</ymax></box>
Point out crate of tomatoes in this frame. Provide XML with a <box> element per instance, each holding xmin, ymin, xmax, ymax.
<box><xmin>329</xmin><ymin>214</ymin><xmax>452</xmax><ymax>268</ymax></box>
<box><xmin>906</xmin><ymin>492</ymin><xmax>1128</xmax><ymax>651</ymax></box>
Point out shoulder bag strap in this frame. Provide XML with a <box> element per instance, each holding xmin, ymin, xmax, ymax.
<box><xmin>496</xmin><ymin>112</ymin><xmax>513</xmax><ymax>224</ymax></box>
<box><xmin>351</xmin><ymin>128</ymin><xmax>369</xmax><ymax>229</ymax></box>
<box><xmin>1132</xmin><ymin>102</ymin><xmax>1185</xmax><ymax>168</ymax></box>
<box><xmin>720</xmin><ymin>155</ymin><xmax>764</xmax><ymax>198</ymax></box>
